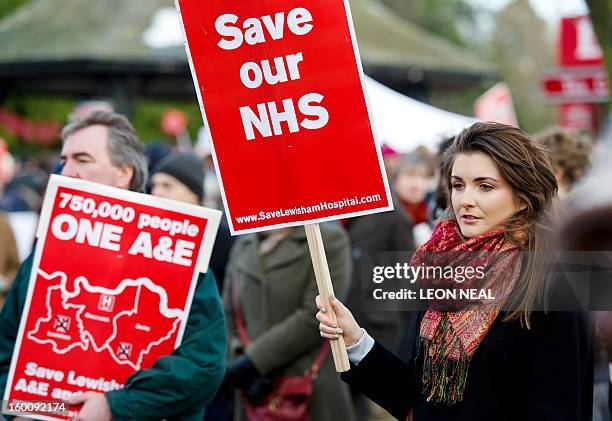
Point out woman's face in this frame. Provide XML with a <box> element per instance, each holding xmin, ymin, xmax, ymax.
<box><xmin>451</xmin><ymin>152</ymin><xmax>525</xmax><ymax>238</ymax></box>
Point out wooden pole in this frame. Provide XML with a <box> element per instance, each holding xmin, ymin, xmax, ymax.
<box><xmin>305</xmin><ymin>223</ymin><xmax>350</xmax><ymax>372</ymax></box>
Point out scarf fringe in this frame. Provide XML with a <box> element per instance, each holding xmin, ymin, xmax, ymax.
<box><xmin>421</xmin><ymin>317</ymin><xmax>471</xmax><ymax>405</ymax></box>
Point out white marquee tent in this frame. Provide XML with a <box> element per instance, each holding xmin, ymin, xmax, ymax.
<box><xmin>364</xmin><ymin>76</ymin><xmax>476</xmax><ymax>152</ymax></box>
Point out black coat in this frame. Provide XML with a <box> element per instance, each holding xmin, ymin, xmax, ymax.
<box><xmin>342</xmin><ymin>311</ymin><xmax>594</xmax><ymax>421</ymax></box>
<box><xmin>344</xmin><ymin>199</ymin><xmax>415</xmax><ymax>352</ymax></box>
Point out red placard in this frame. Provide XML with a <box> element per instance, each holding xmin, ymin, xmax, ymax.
<box><xmin>2</xmin><ymin>175</ymin><xmax>221</xmax><ymax>420</ymax></box>
<box><xmin>559</xmin><ymin>103</ymin><xmax>597</xmax><ymax>132</ymax></box>
<box><xmin>161</xmin><ymin>109</ymin><xmax>188</xmax><ymax>137</ymax></box>
<box><xmin>474</xmin><ymin>82</ymin><xmax>518</xmax><ymax>127</ymax></box>
<box><xmin>541</xmin><ymin>68</ymin><xmax>608</xmax><ymax>103</ymax></box>
<box><xmin>176</xmin><ymin>0</ymin><xmax>392</xmax><ymax>234</ymax></box>
<box><xmin>559</xmin><ymin>16</ymin><xmax>603</xmax><ymax>67</ymax></box>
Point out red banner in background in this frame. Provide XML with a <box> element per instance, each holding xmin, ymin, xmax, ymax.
<box><xmin>176</xmin><ymin>0</ymin><xmax>392</xmax><ymax>234</ymax></box>
<box><xmin>0</xmin><ymin>108</ymin><xmax>61</xmax><ymax>145</ymax></box>
<box><xmin>474</xmin><ymin>83</ymin><xmax>518</xmax><ymax>127</ymax></box>
<box><xmin>542</xmin><ymin>15</ymin><xmax>607</xmax><ymax>133</ymax></box>
<box><xmin>559</xmin><ymin>103</ymin><xmax>597</xmax><ymax>133</ymax></box>
<box><xmin>541</xmin><ymin>68</ymin><xmax>608</xmax><ymax>103</ymax></box>
<box><xmin>559</xmin><ymin>16</ymin><xmax>603</xmax><ymax>67</ymax></box>
<box><xmin>2</xmin><ymin>175</ymin><xmax>221</xmax><ymax>420</ymax></box>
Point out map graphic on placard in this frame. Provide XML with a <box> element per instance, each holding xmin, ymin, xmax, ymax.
<box><xmin>27</xmin><ymin>269</ymin><xmax>183</xmax><ymax>371</ymax></box>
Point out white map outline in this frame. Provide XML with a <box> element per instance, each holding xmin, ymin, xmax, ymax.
<box><xmin>27</xmin><ymin>269</ymin><xmax>184</xmax><ymax>370</ymax></box>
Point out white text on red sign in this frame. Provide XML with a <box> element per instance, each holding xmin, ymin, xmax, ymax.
<box><xmin>52</xmin><ymin>193</ymin><xmax>199</xmax><ymax>266</ymax></box>
<box><xmin>215</xmin><ymin>7</ymin><xmax>329</xmax><ymax>141</ymax></box>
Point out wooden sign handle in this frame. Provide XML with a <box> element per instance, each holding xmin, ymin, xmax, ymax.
<box><xmin>305</xmin><ymin>223</ymin><xmax>350</xmax><ymax>372</ymax></box>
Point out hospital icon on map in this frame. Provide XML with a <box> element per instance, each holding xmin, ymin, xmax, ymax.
<box><xmin>53</xmin><ymin>315</ymin><xmax>71</xmax><ymax>333</ymax></box>
<box><xmin>98</xmin><ymin>294</ymin><xmax>116</xmax><ymax>312</ymax></box>
<box><xmin>116</xmin><ymin>342</ymin><xmax>133</xmax><ymax>360</ymax></box>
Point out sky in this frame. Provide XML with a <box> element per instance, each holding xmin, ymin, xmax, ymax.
<box><xmin>469</xmin><ymin>0</ymin><xmax>589</xmax><ymax>25</ymax></box>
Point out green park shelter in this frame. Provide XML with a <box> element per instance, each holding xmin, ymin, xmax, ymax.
<box><xmin>0</xmin><ymin>0</ymin><xmax>496</xmax><ymax>111</ymax></box>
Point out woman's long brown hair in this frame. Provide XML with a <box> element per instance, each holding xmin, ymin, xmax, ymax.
<box><xmin>441</xmin><ymin>122</ymin><xmax>560</xmax><ymax>327</ymax></box>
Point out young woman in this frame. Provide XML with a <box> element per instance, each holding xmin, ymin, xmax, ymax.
<box><xmin>317</xmin><ymin>122</ymin><xmax>593</xmax><ymax>420</ymax></box>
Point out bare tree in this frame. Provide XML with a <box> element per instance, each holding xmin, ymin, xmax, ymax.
<box><xmin>585</xmin><ymin>0</ymin><xmax>612</xmax><ymax>101</ymax></box>
<box><xmin>377</xmin><ymin>0</ymin><xmax>481</xmax><ymax>47</ymax></box>
<box><xmin>490</xmin><ymin>0</ymin><xmax>556</xmax><ymax>132</ymax></box>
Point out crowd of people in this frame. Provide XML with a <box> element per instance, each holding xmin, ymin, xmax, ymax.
<box><xmin>0</xmin><ymin>108</ymin><xmax>609</xmax><ymax>421</ymax></box>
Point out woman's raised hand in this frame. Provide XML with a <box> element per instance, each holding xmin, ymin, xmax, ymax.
<box><xmin>315</xmin><ymin>295</ymin><xmax>362</xmax><ymax>346</ymax></box>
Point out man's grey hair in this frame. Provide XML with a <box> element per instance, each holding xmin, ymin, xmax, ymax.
<box><xmin>62</xmin><ymin>111</ymin><xmax>148</xmax><ymax>192</ymax></box>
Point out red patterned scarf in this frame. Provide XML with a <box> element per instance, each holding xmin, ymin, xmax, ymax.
<box><xmin>410</xmin><ymin>220</ymin><xmax>523</xmax><ymax>404</ymax></box>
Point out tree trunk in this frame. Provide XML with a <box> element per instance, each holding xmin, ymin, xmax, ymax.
<box><xmin>585</xmin><ymin>0</ymin><xmax>612</xmax><ymax>105</ymax></box>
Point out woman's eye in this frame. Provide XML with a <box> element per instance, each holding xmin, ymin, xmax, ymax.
<box><xmin>451</xmin><ymin>183</ymin><xmax>464</xmax><ymax>190</ymax></box>
<box><xmin>479</xmin><ymin>184</ymin><xmax>494</xmax><ymax>191</ymax></box>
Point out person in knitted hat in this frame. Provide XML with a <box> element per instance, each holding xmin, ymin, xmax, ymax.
<box><xmin>151</xmin><ymin>153</ymin><xmax>205</xmax><ymax>205</ymax></box>
<box><xmin>150</xmin><ymin>152</ymin><xmax>234</xmax><ymax>420</ymax></box>
<box><xmin>151</xmin><ymin>151</ymin><xmax>234</xmax><ymax>292</ymax></box>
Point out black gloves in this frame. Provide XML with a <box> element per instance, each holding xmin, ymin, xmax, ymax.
<box><xmin>227</xmin><ymin>354</ymin><xmax>260</xmax><ymax>389</ymax></box>
<box><xmin>226</xmin><ymin>354</ymin><xmax>272</xmax><ymax>404</ymax></box>
<box><xmin>245</xmin><ymin>377</ymin><xmax>273</xmax><ymax>404</ymax></box>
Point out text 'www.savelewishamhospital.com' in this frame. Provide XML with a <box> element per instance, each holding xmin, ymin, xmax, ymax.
<box><xmin>235</xmin><ymin>194</ymin><xmax>383</xmax><ymax>223</ymax></box>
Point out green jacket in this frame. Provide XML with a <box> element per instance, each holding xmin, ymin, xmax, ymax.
<box><xmin>0</xmin><ymin>252</ymin><xmax>227</xmax><ymax>421</ymax></box>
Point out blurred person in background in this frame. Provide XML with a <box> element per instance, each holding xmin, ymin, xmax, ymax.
<box><xmin>144</xmin><ymin>142</ymin><xmax>172</xmax><ymax>178</ymax></box>
<box><xmin>0</xmin><ymin>175</ymin><xmax>46</xmax><ymax>213</ymax></box>
<box><xmin>393</xmin><ymin>148</ymin><xmax>436</xmax><ymax>245</ymax></box>
<box><xmin>0</xmin><ymin>144</ymin><xmax>48</xmax><ymax>214</ymax></box>
<box><xmin>535</xmin><ymin>127</ymin><xmax>593</xmax><ymax>200</ymax></box>
<box><xmin>68</xmin><ymin>100</ymin><xmax>114</xmax><ymax>124</ymax></box>
<box><xmin>0</xmin><ymin>140</ymin><xmax>16</xmax><ymax>191</ymax></box>
<box><xmin>344</xmin><ymin>199</ymin><xmax>416</xmax><ymax>352</ymax></box>
<box><xmin>396</xmin><ymin>136</ymin><xmax>455</xmax><ymax>368</ymax></box>
<box><xmin>0</xmin><ymin>213</ymin><xmax>19</xmax><ymax>311</ymax></box>
<box><xmin>381</xmin><ymin>144</ymin><xmax>402</xmax><ymax>182</ymax></box>
<box><xmin>556</xmin><ymin>126</ymin><xmax>612</xmax><ymax>421</ymax></box>
<box><xmin>151</xmin><ymin>153</ymin><xmax>204</xmax><ymax>205</ymax></box>
<box><xmin>223</xmin><ymin>223</ymin><xmax>356</xmax><ymax>421</ymax></box>
<box><xmin>596</xmin><ymin>310</ymin><xmax>612</xmax><ymax>421</ymax></box>
<box><xmin>195</xmin><ymin>125</ymin><xmax>223</xmax><ymax>210</ymax></box>
<box><xmin>150</xmin><ymin>152</ymin><xmax>234</xmax><ymax>293</ymax></box>
<box><xmin>428</xmin><ymin>137</ymin><xmax>456</xmax><ymax>222</ymax></box>
<box><xmin>149</xmin><ymin>152</ymin><xmax>235</xmax><ymax>421</ymax></box>
<box><xmin>0</xmin><ymin>140</ymin><xmax>21</xmax><ymax>309</ymax></box>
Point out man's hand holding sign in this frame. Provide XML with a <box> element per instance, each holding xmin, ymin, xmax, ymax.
<box><xmin>176</xmin><ymin>0</ymin><xmax>392</xmax><ymax>372</ymax></box>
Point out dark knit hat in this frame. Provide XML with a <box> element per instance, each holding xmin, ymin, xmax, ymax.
<box><xmin>152</xmin><ymin>153</ymin><xmax>204</xmax><ymax>199</ymax></box>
